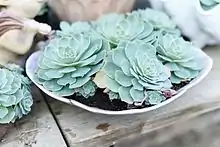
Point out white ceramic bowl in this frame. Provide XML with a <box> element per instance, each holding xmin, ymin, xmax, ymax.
<box><xmin>26</xmin><ymin>49</ymin><xmax>213</xmax><ymax>115</ymax></box>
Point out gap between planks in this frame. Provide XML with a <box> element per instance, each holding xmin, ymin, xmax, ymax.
<box><xmin>40</xmin><ymin>90</ymin><xmax>71</xmax><ymax>147</ymax></box>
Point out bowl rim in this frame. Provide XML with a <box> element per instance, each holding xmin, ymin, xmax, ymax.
<box><xmin>26</xmin><ymin>49</ymin><xmax>213</xmax><ymax>115</ymax></box>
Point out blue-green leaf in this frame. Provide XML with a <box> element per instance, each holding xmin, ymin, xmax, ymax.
<box><xmin>115</xmin><ymin>70</ymin><xmax>132</xmax><ymax>87</ymax></box>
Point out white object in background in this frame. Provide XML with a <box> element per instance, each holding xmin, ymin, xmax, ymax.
<box><xmin>148</xmin><ymin>0</ymin><xmax>220</xmax><ymax>48</ymax></box>
<box><xmin>26</xmin><ymin>49</ymin><xmax>213</xmax><ymax>115</ymax></box>
<box><xmin>195</xmin><ymin>0</ymin><xmax>220</xmax><ymax>44</ymax></box>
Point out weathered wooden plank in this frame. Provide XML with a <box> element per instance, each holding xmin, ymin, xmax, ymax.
<box><xmin>46</xmin><ymin>46</ymin><xmax>220</xmax><ymax>147</ymax></box>
<box><xmin>1</xmin><ymin>86</ymin><xmax>67</xmax><ymax>147</ymax></box>
<box><xmin>114</xmin><ymin>102</ymin><xmax>220</xmax><ymax>147</ymax></box>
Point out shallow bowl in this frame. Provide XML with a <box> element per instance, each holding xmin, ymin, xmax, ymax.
<box><xmin>26</xmin><ymin>49</ymin><xmax>213</xmax><ymax>115</ymax></box>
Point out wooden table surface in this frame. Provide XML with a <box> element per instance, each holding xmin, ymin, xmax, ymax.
<box><xmin>1</xmin><ymin>46</ymin><xmax>220</xmax><ymax>147</ymax></box>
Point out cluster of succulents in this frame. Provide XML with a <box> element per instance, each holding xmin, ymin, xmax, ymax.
<box><xmin>200</xmin><ymin>0</ymin><xmax>220</xmax><ymax>10</ymax></box>
<box><xmin>0</xmin><ymin>64</ymin><xmax>33</xmax><ymax>124</ymax></box>
<box><xmin>35</xmin><ymin>8</ymin><xmax>205</xmax><ymax>107</ymax></box>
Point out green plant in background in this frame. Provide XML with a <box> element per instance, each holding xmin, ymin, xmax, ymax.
<box><xmin>131</xmin><ymin>8</ymin><xmax>181</xmax><ymax>36</ymax></box>
<box><xmin>0</xmin><ymin>64</ymin><xmax>33</xmax><ymax>124</ymax></box>
<box><xmin>200</xmin><ymin>0</ymin><xmax>220</xmax><ymax>10</ymax></box>
<box><xmin>57</xmin><ymin>22</ymin><xmax>92</xmax><ymax>37</ymax></box>
<box><xmin>93</xmin><ymin>9</ymin><xmax>180</xmax><ymax>48</ymax></box>
<box><xmin>93</xmin><ymin>13</ymin><xmax>154</xmax><ymax>47</ymax></box>
<box><xmin>157</xmin><ymin>34</ymin><xmax>204</xmax><ymax>84</ymax></box>
<box><xmin>35</xmin><ymin>22</ymin><xmax>109</xmax><ymax>97</ymax></box>
<box><xmin>103</xmin><ymin>41</ymin><xmax>172</xmax><ymax>104</ymax></box>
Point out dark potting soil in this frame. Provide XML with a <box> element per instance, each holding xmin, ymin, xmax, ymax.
<box><xmin>172</xmin><ymin>81</ymin><xmax>191</xmax><ymax>91</ymax></box>
<box><xmin>67</xmin><ymin>89</ymin><xmax>153</xmax><ymax>111</ymax></box>
<box><xmin>67</xmin><ymin>81</ymin><xmax>190</xmax><ymax>111</ymax></box>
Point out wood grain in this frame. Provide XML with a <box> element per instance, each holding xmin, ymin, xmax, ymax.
<box><xmin>0</xmin><ymin>124</ymin><xmax>12</xmax><ymax>141</ymax></box>
<box><xmin>46</xmin><ymin>46</ymin><xmax>220</xmax><ymax>147</ymax></box>
<box><xmin>1</xmin><ymin>86</ymin><xmax>67</xmax><ymax>147</ymax></box>
<box><xmin>114</xmin><ymin>103</ymin><xmax>220</xmax><ymax>147</ymax></box>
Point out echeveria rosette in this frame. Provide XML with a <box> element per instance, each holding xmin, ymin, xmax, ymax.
<box><xmin>103</xmin><ymin>41</ymin><xmax>172</xmax><ymax>104</ymax></box>
<box><xmin>93</xmin><ymin>13</ymin><xmax>154</xmax><ymax>47</ymax></box>
<box><xmin>157</xmin><ymin>34</ymin><xmax>204</xmax><ymax>84</ymax></box>
<box><xmin>0</xmin><ymin>64</ymin><xmax>33</xmax><ymax>124</ymax></box>
<box><xmin>14</xmin><ymin>88</ymin><xmax>33</xmax><ymax>119</ymax></box>
<box><xmin>145</xmin><ymin>91</ymin><xmax>165</xmax><ymax>105</ymax></box>
<box><xmin>200</xmin><ymin>0</ymin><xmax>220</xmax><ymax>10</ymax></box>
<box><xmin>6</xmin><ymin>63</ymin><xmax>32</xmax><ymax>85</ymax></box>
<box><xmin>131</xmin><ymin>9</ymin><xmax>180</xmax><ymax>38</ymax></box>
<box><xmin>35</xmin><ymin>28</ymin><xmax>109</xmax><ymax>97</ymax></box>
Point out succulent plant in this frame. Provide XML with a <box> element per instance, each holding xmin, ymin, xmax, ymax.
<box><xmin>131</xmin><ymin>8</ymin><xmax>180</xmax><ymax>36</ymax></box>
<box><xmin>157</xmin><ymin>34</ymin><xmax>204</xmax><ymax>84</ymax></box>
<box><xmin>200</xmin><ymin>0</ymin><xmax>220</xmax><ymax>10</ymax></box>
<box><xmin>103</xmin><ymin>40</ymin><xmax>172</xmax><ymax>104</ymax></box>
<box><xmin>93</xmin><ymin>12</ymin><xmax>154</xmax><ymax>46</ymax></box>
<box><xmin>0</xmin><ymin>64</ymin><xmax>33</xmax><ymax>124</ymax></box>
<box><xmin>35</xmin><ymin>22</ymin><xmax>109</xmax><ymax>97</ymax></box>
<box><xmin>93</xmin><ymin>8</ymin><xmax>180</xmax><ymax>48</ymax></box>
<box><xmin>57</xmin><ymin>21</ymin><xmax>92</xmax><ymax>37</ymax></box>
<box><xmin>145</xmin><ymin>91</ymin><xmax>165</xmax><ymax>105</ymax></box>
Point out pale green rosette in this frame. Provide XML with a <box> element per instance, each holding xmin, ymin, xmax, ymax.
<box><xmin>93</xmin><ymin>13</ymin><xmax>154</xmax><ymax>46</ymax></box>
<box><xmin>157</xmin><ymin>34</ymin><xmax>205</xmax><ymax>84</ymax></box>
<box><xmin>103</xmin><ymin>40</ymin><xmax>172</xmax><ymax>104</ymax></box>
<box><xmin>35</xmin><ymin>22</ymin><xmax>109</xmax><ymax>97</ymax></box>
<box><xmin>132</xmin><ymin>8</ymin><xmax>180</xmax><ymax>35</ymax></box>
<box><xmin>0</xmin><ymin>64</ymin><xmax>33</xmax><ymax>124</ymax></box>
